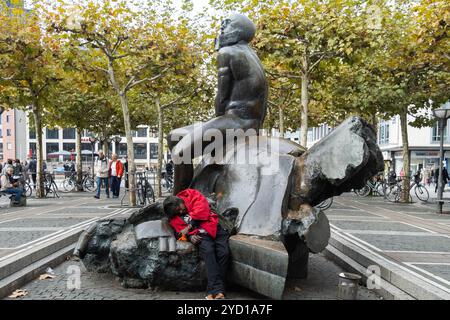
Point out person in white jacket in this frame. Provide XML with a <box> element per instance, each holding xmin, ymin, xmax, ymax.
<box><xmin>94</xmin><ymin>151</ymin><xmax>110</xmax><ymax>199</ymax></box>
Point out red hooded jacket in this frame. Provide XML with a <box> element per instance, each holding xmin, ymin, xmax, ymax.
<box><xmin>169</xmin><ymin>189</ymin><xmax>219</xmax><ymax>239</ymax></box>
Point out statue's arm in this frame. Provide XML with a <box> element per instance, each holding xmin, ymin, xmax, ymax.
<box><xmin>215</xmin><ymin>50</ymin><xmax>232</xmax><ymax>117</ymax></box>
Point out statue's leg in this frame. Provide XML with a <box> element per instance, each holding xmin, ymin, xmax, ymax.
<box><xmin>167</xmin><ymin>124</ymin><xmax>197</xmax><ymax>194</ymax></box>
<box><xmin>167</xmin><ymin>116</ymin><xmax>259</xmax><ymax>194</ymax></box>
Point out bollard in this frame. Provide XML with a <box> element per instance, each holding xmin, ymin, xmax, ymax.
<box><xmin>337</xmin><ymin>272</ymin><xmax>361</xmax><ymax>300</ymax></box>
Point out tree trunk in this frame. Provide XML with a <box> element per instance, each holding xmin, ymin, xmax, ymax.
<box><xmin>119</xmin><ymin>93</ymin><xmax>136</xmax><ymax>206</ymax></box>
<box><xmin>156</xmin><ymin>98</ymin><xmax>163</xmax><ymax>198</ymax></box>
<box><xmin>108</xmin><ymin>61</ymin><xmax>136</xmax><ymax>206</ymax></box>
<box><xmin>300</xmin><ymin>57</ymin><xmax>310</xmax><ymax>147</ymax></box>
<box><xmin>279</xmin><ymin>106</ymin><xmax>284</xmax><ymax>137</ymax></box>
<box><xmin>400</xmin><ymin>110</ymin><xmax>410</xmax><ymax>202</ymax></box>
<box><xmin>75</xmin><ymin>127</ymin><xmax>83</xmax><ymax>191</ymax></box>
<box><xmin>32</xmin><ymin>108</ymin><xmax>44</xmax><ymax>198</ymax></box>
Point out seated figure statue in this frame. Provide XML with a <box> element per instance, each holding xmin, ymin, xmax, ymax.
<box><xmin>167</xmin><ymin>14</ymin><xmax>268</xmax><ymax>194</ymax></box>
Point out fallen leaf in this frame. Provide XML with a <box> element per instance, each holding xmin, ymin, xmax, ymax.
<box><xmin>39</xmin><ymin>273</ymin><xmax>56</xmax><ymax>280</ymax></box>
<box><xmin>8</xmin><ymin>290</ymin><xmax>28</xmax><ymax>298</ymax></box>
<box><xmin>294</xmin><ymin>286</ymin><xmax>302</xmax><ymax>292</ymax></box>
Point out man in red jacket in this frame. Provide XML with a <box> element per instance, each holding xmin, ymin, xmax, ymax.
<box><xmin>163</xmin><ymin>188</ymin><xmax>229</xmax><ymax>300</ymax></box>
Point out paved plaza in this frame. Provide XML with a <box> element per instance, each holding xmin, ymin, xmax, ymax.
<box><xmin>328</xmin><ymin>192</ymin><xmax>450</xmax><ymax>298</ymax></box>
<box><xmin>2</xmin><ymin>187</ymin><xmax>450</xmax><ymax>300</ymax></box>
<box><xmin>3</xmin><ymin>252</ymin><xmax>379</xmax><ymax>300</ymax></box>
<box><xmin>0</xmin><ymin>189</ymin><xmax>380</xmax><ymax>300</ymax></box>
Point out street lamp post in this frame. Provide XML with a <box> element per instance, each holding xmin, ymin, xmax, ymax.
<box><xmin>88</xmin><ymin>136</ymin><xmax>98</xmax><ymax>178</ymax></box>
<box><xmin>112</xmin><ymin>136</ymin><xmax>122</xmax><ymax>156</ymax></box>
<box><xmin>433</xmin><ymin>101</ymin><xmax>450</xmax><ymax>214</ymax></box>
<box><xmin>105</xmin><ymin>137</ymin><xmax>112</xmax><ymax>159</ymax></box>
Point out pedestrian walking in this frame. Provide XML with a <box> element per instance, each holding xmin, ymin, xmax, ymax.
<box><xmin>94</xmin><ymin>151</ymin><xmax>109</xmax><ymax>199</ymax></box>
<box><xmin>435</xmin><ymin>166</ymin><xmax>450</xmax><ymax>193</ymax></box>
<box><xmin>28</xmin><ymin>158</ymin><xmax>37</xmax><ymax>189</ymax></box>
<box><xmin>109</xmin><ymin>153</ymin><xmax>124</xmax><ymax>198</ymax></box>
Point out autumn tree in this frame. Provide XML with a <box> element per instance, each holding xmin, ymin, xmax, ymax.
<box><xmin>47</xmin><ymin>0</ymin><xmax>205</xmax><ymax>205</ymax></box>
<box><xmin>0</xmin><ymin>4</ymin><xmax>63</xmax><ymax>197</ymax></box>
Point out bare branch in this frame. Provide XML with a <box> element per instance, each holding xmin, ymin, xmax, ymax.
<box><xmin>125</xmin><ymin>67</ymin><xmax>170</xmax><ymax>92</ymax></box>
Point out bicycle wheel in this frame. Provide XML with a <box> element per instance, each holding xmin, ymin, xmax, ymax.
<box><xmin>375</xmin><ymin>182</ymin><xmax>385</xmax><ymax>197</ymax></box>
<box><xmin>136</xmin><ymin>182</ymin><xmax>144</xmax><ymax>205</ymax></box>
<box><xmin>145</xmin><ymin>183</ymin><xmax>155</xmax><ymax>204</ymax></box>
<box><xmin>386</xmin><ymin>185</ymin><xmax>401</xmax><ymax>202</ymax></box>
<box><xmin>84</xmin><ymin>178</ymin><xmax>96</xmax><ymax>192</ymax></box>
<box><xmin>316</xmin><ymin>197</ymin><xmax>333</xmax><ymax>211</ymax></box>
<box><xmin>355</xmin><ymin>185</ymin><xmax>371</xmax><ymax>197</ymax></box>
<box><xmin>414</xmin><ymin>185</ymin><xmax>429</xmax><ymax>202</ymax></box>
<box><xmin>63</xmin><ymin>179</ymin><xmax>75</xmax><ymax>192</ymax></box>
<box><xmin>24</xmin><ymin>183</ymin><xmax>32</xmax><ymax>197</ymax></box>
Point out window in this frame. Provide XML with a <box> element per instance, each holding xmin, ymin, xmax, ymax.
<box><xmin>379</xmin><ymin>122</ymin><xmax>390</xmax><ymax>144</ymax></box>
<box><xmin>29</xmin><ymin>142</ymin><xmax>36</xmax><ymax>157</ymax></box>
<box><xmin>46</xmin><ymin>142</ymin><xmax>59</xmax><ymax>158</ymax></box>
<box><xmin>130</xmin><ymin>130</ymin><xmax>137</xmax><ymax>137</ymax></box>
<box><xmin>0</xmin><ymin>129</ymin><xmax>2</xmax><ymax>138</ymax></box>
<box><xmin>81</xmin><ymin>143</ymin><xmax>92</xmax><ymax>151</ymax></box>
<box><xmin>150</xmin><ymin>143</ymin><xmax>158</xmax><ymax>159</ymax></box>
<box><xmin>7</xmin><ymin>143</ymin><xmax>12</xmax><ymax>150</ymax></box>
<box><xmin>6</xmin><ymin>115</ymin><xmax>10</xmax><ymax>123</ymax></box>
<box><xmin>432</xmin><ymin>120</ymin><xmax>449</xmax><ymax>143</ymax></box>
<box><xmin>118</xmin><ymin>143</ymin><xmax>127</xmax><ymax>157</ymax></box>
<box><xmin>46</xmin><ymin>128</ymin><xmax>59</xmax><ymax>139</ymax></box>
<box><xmin>137</xmin><ymin>128</ymin><xmax>147</xmax><ymax>138</ymax></box>
<box><xmin>6</xmin><ymin>129</ymin><xmax>11</xmax><ymax>136</ymax></box>
<box><xmin>63</xmin><ymin>143</ymin><xmax>76</xmax><ymax>152</ymax></box>
<box><xmin>134</xmin><ymin>143</ymin><xmax>147</xmax><ymax>160</ymax></box>
<box><xmin>0</xmin><ymin>142</ymin><xmax>3</xmax><ymax>153</ymax></box>
<box><xmin>63</xmin><ymin>128</ymin><xmax>76</xmax><ymax>140</ymax></box>
<box><xmin>29</xmin><ymin>129</ymin><xmax>36</xmax><ymax>139</ymax></box>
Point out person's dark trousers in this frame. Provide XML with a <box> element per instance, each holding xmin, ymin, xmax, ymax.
<box><xmin>4</xmin><ymin>188</ymin><xmax>23</xmax><ymax>202</ymax></box>
<box><xmin>198</xmin><ymin>225</ymin><xmax>230</xmax><ymax>295</ymax></box>
<box><xmin>110</xmin><ymin>176</ymin><xmax>120</xmax><ymax>197</ymax></box>
<box><xmin>31</xmin><ymin>174</ymin><xmax>36</xmax><ymax>189</ymax></box>
<box><xmin>95</xmin><ymin>177</ymin><xmax>109</xmax><ymax>198</ymax></box>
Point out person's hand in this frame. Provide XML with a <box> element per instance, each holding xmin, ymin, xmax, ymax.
<box><xmin>180</xmin><ymin>226</ymin><xmax>190</xmax><ymax>235</ymax></box>
<box><xmin>190</xmin><ymin>235</ymin><xmax>202</xmax><ymax>245</ymax></box>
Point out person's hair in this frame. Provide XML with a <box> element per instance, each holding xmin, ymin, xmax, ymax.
<box><xmin>163</xmin><ymin>196</ymin><xmax>184</xmax><ymax>218</ymax></box>
<box><xmin>6</xmin><ymin>167</ymin><xmax>13</xmax><ymax>173</ymax></box>
<box><xmin>15</xmin><ymin>159</ymin><xmax>20</xmax><ymax>164</ymax></box>
<box><xmin>7</xmin><ymin>159</ymin><xmax>12</xmax><ymax>165</ymax></box>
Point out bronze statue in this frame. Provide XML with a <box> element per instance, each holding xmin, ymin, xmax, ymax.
<box><xmin>167</xmin><ymin>14</ymin><xmax>268</xmax><ymax>194</ymax></box>
<box><xmin>73</xmin><ymin>14</ymin><xmax>384</xmax><ymax>300</ymax></box>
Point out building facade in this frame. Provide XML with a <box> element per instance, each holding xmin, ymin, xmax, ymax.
<box><xmin>377</xmin><ymin>115</ymin><xmax>450</xmax><ymax>175</ymax></box>
<box><xmin>0</xmin><ymin>109</ymin><xmax>28</xmax><ymax>162</ymax></box>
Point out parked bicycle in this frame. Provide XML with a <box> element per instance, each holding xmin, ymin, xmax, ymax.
<box><xmin>136</xmin><ymin>171</ymin><xmax>155</xmax><ymax>206</ymax></box>
<box><xmin>62</xmin><ymin>170</ymin><xmax>96</xmax><ymax>192</ymax></box>
<box><xmin>386</xmin><ymin>172</ymin><xmax>429</xmax><ymax>203</ymax></box>
<box><xmin>354</xmin><ymin>173</ymin><xmax>386</xmax><ymax>197</ymax></box>
<box><xmin>44</xmin><ymin>172</ymin><xmax>60</xmax><ymax>198</ymax></box>
<box><xmin>315</xmin><ymin>197</ymin><xmax>333</xmax><ymax>211</ymax></box>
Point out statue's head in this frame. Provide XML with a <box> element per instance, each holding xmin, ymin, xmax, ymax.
<box><xmin>215</xmin><ymin>14</ymin><xmax>256</xmax><ymax>50</ymax></box>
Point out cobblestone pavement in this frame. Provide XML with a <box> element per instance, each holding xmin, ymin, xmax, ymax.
<box><xmin>4</xmin><ymin>252</ymin><xmax>380</xmax><ymax>300</ymax></box>
<box><xmin>329</xmin><ymin>193</ymin><xmax>450</xmax><ymax>295</ymax></box>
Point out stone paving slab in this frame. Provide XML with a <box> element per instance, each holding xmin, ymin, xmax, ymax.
<box><xmin>331</xmin><ymin>220</ymin><xmax>430</xmax><ymax>233</ymax></box>
<box><xmin>410</xmin><ymin>264</ymin><xmax>450</xmax><ymax>282</ymax></box>
<box><xmin>3</xmin><ymin>253</ymin><xmax>380</xmax><ymax>300</ymax></box>
<box><xmin>355</xmin><ymin>234</ymin><xmax>450</xmax><ymax>252</ymax></box>
<box><xmin>0</xmin><ymin>230</ymin><xmax>54</xmax><ymax>248</ymax></box>
<box><xmin>0</xmin><ymin>218</ymin><xmax>90</xmax><ymax>228</ymax></box>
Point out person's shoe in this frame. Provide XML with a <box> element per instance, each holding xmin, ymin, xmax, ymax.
<box><xmin>107</xmin><ymin>195</ymin><xmax>110</xmax><ymax>198</ymax></box>
<box><xmin>214</xmin><ymin>293</ymin><xmax>226</xmax><ymax>300</ymax></box>
<box><xmin>205</xmin><ymin>294</ymin><xmax>215</xmax><ymax>300</ymax></box>
<box><xmin>94</xmin><ymin>195</ymin><xmax>99</xmax><ymax>199</ymax></box>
